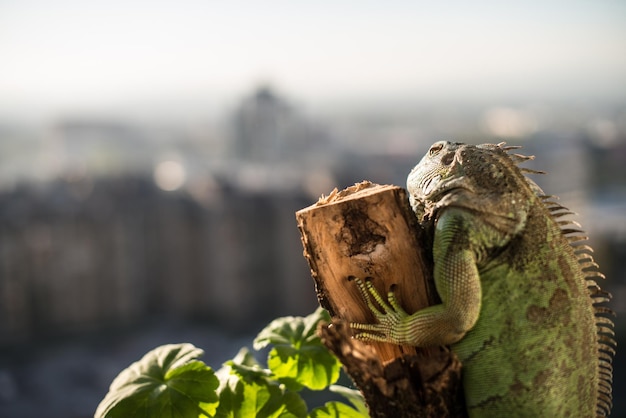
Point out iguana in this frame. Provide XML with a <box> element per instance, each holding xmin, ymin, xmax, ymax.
<box><xmin>350</xmin><ymin>141</ymin><xmax>615</xmax><ymax>417</ymax></box>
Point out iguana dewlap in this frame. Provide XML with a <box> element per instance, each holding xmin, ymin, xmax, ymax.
<box><xmin>351</xmin><ymin>141</ymin><xmax>615</xmax><ymax>417</ymax></box>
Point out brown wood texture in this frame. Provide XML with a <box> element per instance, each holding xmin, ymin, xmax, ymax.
<box><xmin>296</xmin><ymin>181</ymin><xmax>435</xmax><ymax>362</ymax></box>
<box><xmin>318</xmin><ymin>321</ymin><xmax>466</xmax><ymax>418</ymax></box>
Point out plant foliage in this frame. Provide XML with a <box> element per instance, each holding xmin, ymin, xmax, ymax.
<box><xmin>95</xmin><ymin>308</ymin><xmax>367</xmax><ymax>418</ymax></box>
<box><xmin>95</xmin><ymin>343</ymin><xmax>219</xmax><ymax>418</ymax></box>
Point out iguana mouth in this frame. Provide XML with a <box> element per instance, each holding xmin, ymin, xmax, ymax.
<box><xmin>421</xmin><ymin>175</ymin><xmax>441</xmax><ymax>196</ymax></box>
<box><xmin>422</xmin><ymin>176</ymin><xmax>472</xmax><ymax>202</ymax></box>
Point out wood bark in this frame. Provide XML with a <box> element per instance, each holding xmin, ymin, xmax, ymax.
<box><xmin>296</xmin><ymin>181</ymin><xmax>466</xmax><ymax>418</ymax></box>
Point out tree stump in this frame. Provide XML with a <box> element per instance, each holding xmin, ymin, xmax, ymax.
<box><xmin>296</xmin><ymin>181</ymin><xmax>466</xmax><ymax>418</ymax></box>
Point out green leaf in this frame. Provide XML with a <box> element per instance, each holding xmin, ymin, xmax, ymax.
<box><xmin>328</xmin><ymin>385</ymin><xmax>368</xmax><ymax>416</ymax></box>
<box><xmin>216</xmin><ymin>378</ymin><xmax>307</xmax><ymax>418</ymax></box>
<box><xmin>267</xmin><ymin>345</ymin><xmax>339</xmax><ymax>391</ymax></box>
<box><xmin>223</xmin><ymin>348</ymin><xmax>273</xmax><ymax>383</ymax></box>
<box><xmin>95</xmin><ymin>343</ymin><xmax>219</xmax><ymax>418</ymax></box>
<box><xmin>254</xmin><ymin>308</ymin><xmax>340</xmax><ymax>390</ymax></box>
<box><xmin>254</xmin><ymin>307</ymin><xmax>330</xmax><ymax>350</ymax></box>
<box><xmin>308</xmin><ymin>401</ymin><xmax>368</xmax><ymax>418</ymax></box>
<box><xmin>215</xmin><ymin>350</ymin><xmax>308</xmax><ymax>418</ymax></box>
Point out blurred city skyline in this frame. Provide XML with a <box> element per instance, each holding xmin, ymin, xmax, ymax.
<box><xmin>1</xmin><ymin>0</ymin><xmax>625</xmax><ymax>123</ymax></box>
<box><xmin>1</xmin><ymin>3</ymin><xmax>626</xmax><ymax>416</ymax></box>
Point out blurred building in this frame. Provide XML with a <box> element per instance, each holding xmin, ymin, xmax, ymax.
<box><xmin>0</xmin><ymin>175</ymin><xmax>319</xmax><ymax>345</ymax></box>
<box><xmin>232</xmin><ymin>86</ymin><xmax>330</xmax><ymax>162</ymax></box>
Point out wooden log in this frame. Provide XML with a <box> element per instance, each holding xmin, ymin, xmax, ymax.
<box><xmin>296</xmin><ymin>181</ymin><xmax>436</xmax><ymax>362</ymax></box>
<box><xmin>296</xmin><ymin>181</ymin><xmax>466</xmax><ymax>417</ymax></box>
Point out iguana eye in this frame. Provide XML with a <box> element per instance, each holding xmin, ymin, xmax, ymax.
<box><xmin>429</xmin><ymin>142</ymin><xmax>445</xmax><ymax>156</ymax></box>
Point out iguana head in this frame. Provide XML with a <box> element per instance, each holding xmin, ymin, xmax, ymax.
<box><xmin>407</xmin><ymin>141</ymin><xmax>464</xmax><ymax>214</ymax></box>
<box><xmin>407</xmin><ymin>141</ymin><xmax>531</xmax><ymax>236</ymax></box>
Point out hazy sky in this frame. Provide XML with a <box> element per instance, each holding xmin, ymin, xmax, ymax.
<box><xmin>1</xmin><ymin>0</ymin><xmax>625</xmax><ymax>118</ymax></box>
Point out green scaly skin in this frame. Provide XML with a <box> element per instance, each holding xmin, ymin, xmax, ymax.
<box><xmin>350</xmin><ymin>141</ymin><xmax>615</xmax><ymax>417</ymax></box>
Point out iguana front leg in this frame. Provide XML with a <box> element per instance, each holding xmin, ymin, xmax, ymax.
<box><xmin>350</xmin><ymin>208</ymin><xmax>483</xmax><ymax>347</ymax></box>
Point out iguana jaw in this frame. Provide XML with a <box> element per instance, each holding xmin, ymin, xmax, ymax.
<box><xmin>424</xmin><ymin>176</ymin><xmax>472</xmax><ymax>202</ymax></box>
<box><xmin>408</xmin><ymin>173</ymin><xmax>472</xmax><ymax>209</ymax></box>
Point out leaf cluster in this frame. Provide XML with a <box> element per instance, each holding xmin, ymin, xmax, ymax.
<box><xmin>95</xmin><ymin>308</ymin><xmax>368</xmax><ymax>417</ymax></box>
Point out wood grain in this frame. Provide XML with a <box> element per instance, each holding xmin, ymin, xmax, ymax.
<box><xmin>296</xmin><ymin>181</ymin><xmax>436</xmax><ymax>362</ymax></box>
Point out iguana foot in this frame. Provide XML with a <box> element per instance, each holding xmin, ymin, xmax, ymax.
<box><xmin>349</xmin><ymin>276</ymin><xmax>409</xmax><ymax>344</ymax></box>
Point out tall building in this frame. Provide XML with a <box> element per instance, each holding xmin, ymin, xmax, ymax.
<box><xmin>232</xmin><ymin>86</ymin><xmax>325</xmax><ymax>162</ymax></box>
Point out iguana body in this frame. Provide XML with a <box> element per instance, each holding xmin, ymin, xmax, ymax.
<box><xmin>351</xmin><ymin>141</ymin><xmax>615</xmax><ymax>416</ymax></box>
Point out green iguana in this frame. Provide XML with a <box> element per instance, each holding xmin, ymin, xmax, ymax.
<box><xmin>350</xmin><ymin>141</ymin><xmax>615</xmax><ymax>417</ymax></box>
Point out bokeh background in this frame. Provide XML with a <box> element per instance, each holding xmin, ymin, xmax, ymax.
<box><xmin>1</xmin><ymin>1</ymin><xmax>625</xmax><ymax>417</ymax></box>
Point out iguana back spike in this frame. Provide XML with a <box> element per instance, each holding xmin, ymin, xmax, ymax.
<box><xmin>590</xmin><ymin>288</ymin><xmax>611</xmax><ymax>304</ymax></box>
<box><xmin>574</xmin><ymin>244</ymin><xmax>596</xmax><ymax>254</ymax></box>
<box><xmin>595</xmin><ymin>306</ymin><xmax>615</xmax><ymax>318</ymax></box>
<box><xmin>520</xmin><ymin>167</ymin><xmax>547</xmax><ymax>175</ymax></box>
<box><xmin>557</xmin><ymin>219</ymin><xmax>582</xmax><ymax>228</ymax></box>
<box><xmin>566</xmin><ymin>235</ymin><xmax>590</xmax><ymax>244</ymax></box>
<box><xmin>561</xmin><ymin>228</ymin><xmax>585</xmax><ymax>236</ymax></box>
<box><xmin>510</xmin><ymin>154</ymin><xmax>535</xmax><ymax>164</ymax></box>
<box><xmin>598</xmin><ymin>341</ymin><xmax>615</xmax><ymax>364</ymax></box>
<box><xmin>497</xmin><ymin>142</ymin><xmax>522</xmax><ymax>151</ymax></box>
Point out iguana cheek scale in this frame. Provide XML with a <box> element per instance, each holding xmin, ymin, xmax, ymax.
<box><xmin>350</xmin><ymin>141</ymin><xmax>615</xmax><ymax>417</ymax></box>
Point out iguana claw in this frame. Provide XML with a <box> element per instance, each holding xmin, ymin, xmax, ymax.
<box><xmin>349</xmin><ymin>276</ymin><xmax>409</xmax><ymax>344</ymax></box>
